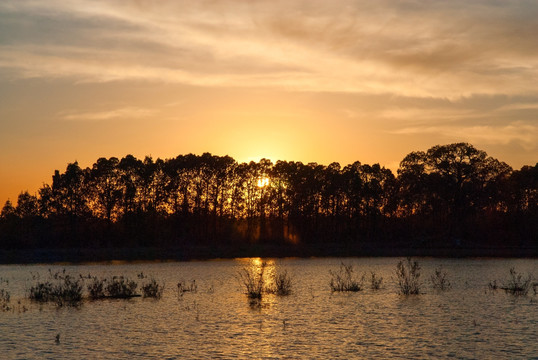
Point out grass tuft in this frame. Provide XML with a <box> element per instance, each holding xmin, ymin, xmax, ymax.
<box><xmin>142</xmin><ymin>278</ymin><xmax>164</xmax><ymax>299</ymax></box>
<box><xmin>87</xmin><ymin>276</ymin><xmax>106</xmax><ymax>299</ymax></box>
<box><xmin>270</xmin><ymin>269</ymin><xmax>292</xmax><ymax>296</ymax></box>
<box><xmin>239</xmin><ymin>262</ymin><xmax>267</xmax><ymax>299</ymax></box>
<box><xmin>105</xmin><ymin>276</ymin><xmax>138</xmax><ymax>298</ymax></box>
<box><xmin>329</xmin><ymin>263</ymin><xmax>364</xmax><ymax>292</ymax></box>
<box><xmin>395</xmin><ymin>258</ymin><xmax>421</xmax><ymax>295</ymax></box>
<box><xmin>28</xmin><ymin>270</ymin><xmax>83</xmax><ymax>306</ymax></box>
<box><xmin>431</xmin><ymin>267</ymin><xmax>451</xmax><ymax>290</ymax></box>
<box><xmin>0</xmin><ymin>288</ymin><xmax>10</xmax><ymax>312</ymax></box>
<box><xmin>500</xmin><ymin>267</ymin><xmax>532</xmax><ymax>296</ymax></box>
<box><xmin>370</xmin><ymin>271</ymin><xmax>383</xmax><ymax>290</ymax></box>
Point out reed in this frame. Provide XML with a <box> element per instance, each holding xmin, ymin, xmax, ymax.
<box><xmin>238</xmin><ymin>262</ymin><xmax>266</xmax><ymax>299</ymax></box>
<box><xmin>329</xmin><ymin>263</ymin><xmax>364</xmax><ymax>292</ymax></box>
<box><xmin>105</xmin><ymin>276</ymin><xmax>138</xmax><ymax>298</ymax></box>
<box><xmin>28</xmin><ymin>270</ymin><xmax>83</xmax><ymax>306</ymax></box>
<box><xmin>500</xmin><ymin>268</ymin><xmax>532</xmax><ymax>295</ymax></box>
<box><xmin>142</xmin><ymin>278</ymin><xmax>164</xmax><ymax>299</ymax></box>
<box><xmin>270</xmin><ymin>269</ymin><xmax>292</xmax><ymax>296</ymax></box>
<box><xmin>395</xmin><ymin>258</ymin><xmax>421</xmax><ymax>295</ymax></box>
<box><xmin>431</xmin><ymin>267</ymin><xmax>451</xmax><ymax>290</ymax></box>
<box><xmin>0</xmin><ymin>288</ymin><xmax>10</xmax><ymax>311</ymax></box>
<box><xmin>87</xmin><ymin>276</ymin><xmax>106</xmax><ymax>299</ymax></box>
<box><xmin>370</xmin><ymin>271</ymin><xmax>383</xmax><ymax>290</ymax></box>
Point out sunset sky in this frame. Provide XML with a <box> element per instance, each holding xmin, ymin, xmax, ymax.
<box><xmin>1</xmin><ymin>0</ymin><xmax>538</xmax><ymax>205</ymax></box>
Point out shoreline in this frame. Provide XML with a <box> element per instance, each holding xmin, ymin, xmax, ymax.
<box><xmin>1</xmin><ymin>244</ymin><xmax>536</xmax><ymax>265</ymax></box>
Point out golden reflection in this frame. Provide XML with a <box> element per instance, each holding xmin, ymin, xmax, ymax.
<box><xmin>236</xmin><ymin>257</ymin><xmax>275</xmax><ymax>269</ymax></box>
<box><xmin>251</xmin><ymin>257</ymin><xmax>263</xmax><ymax>267</ymax></box>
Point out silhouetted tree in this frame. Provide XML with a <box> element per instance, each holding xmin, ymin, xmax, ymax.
<box><xmin>15</xmin><ymin>192</ymin><xmax>39</xmax><ymax>218</ymax></box>
<box><xmin>1</xmin><ymin>143</ymin><xmax>535</xmax><ymax>257</ymax></box>
<box><xmin>88</xmin><ymin>157</ymin><xmax>122</xmax><ymax>221</ymax></box>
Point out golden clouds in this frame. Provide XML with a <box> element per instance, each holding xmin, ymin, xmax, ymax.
<box><xmin>1</xmin><ymin>0</ymin><xmax>538</xmax><ymax>98</ymax></box>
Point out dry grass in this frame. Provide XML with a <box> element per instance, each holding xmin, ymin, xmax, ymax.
<box><xmin>329</xmin><ymin>263</ymin><xmax>365</xmax><ymax>292</ymax></box>
<box><xmin>238</xmin><ymin>262</ymin><xmax>267</xmax><ymax>299</ymax></box>
<box><xmin>28</xmin><ymin>270</ymin><xmax>83</xmax><ymax>306</ymax></box>
<box><xmin>395</xmin><ymin>258</ymin><xmax>421</xmax><ymax>295</ymax></box>
<box><xmin>431</xmin><ymin>267</ymin><xmax>451</xmax><ymax>290</ymax></box>
<box><xmin>370</xmin><ymin>271</ymin><xmax>383</xmax><ymax>290</ymax></box>
<box><xmin>500</xmin><ymin>268</ymin><xmax>532</xmax><ymax>296</ymax></box>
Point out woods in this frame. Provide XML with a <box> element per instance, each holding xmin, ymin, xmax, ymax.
<box><xmin>1</xmin><ymin>143</ymin><xmax>536</xmax><ymax>256</ymax></box>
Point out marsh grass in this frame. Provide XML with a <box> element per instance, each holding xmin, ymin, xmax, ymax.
<box><xmin>177</xmin><ymin>280</ymin><xmax>197</xmax><ymax>300</ymax></box>
<box><xmin>87</xmin><ymin>276</ymin><xmax>105</xmax><ymax>299</ymax></box>
<box><xmin>53</xmin><ymin>275</ymin><xmax>83</xmax><ymax>306</ymax></box>
<box><xmin>238</xmin><ymin>262</ymin><xmax>267</xmax><ymax>299</ymax></box>
<box><xmin>141</xmin><ymin>278</ymin><xmax>164</xmax><ymax>298</ymax></box>
<box><xmin>488</xmin><ymin>280</ymin><xmax>498</xmax><ymax>291</ymax></box>
<box><xmin>269</xmin><ymin>269</ymin><xmax>292</xmax><ymax>296</ymax></box>
<box><xmin>329</xmin><ymin>263</ymin><xmax>365</xmax><ymax>292</ymax></box>
<box><xmin>431</xmin><ymin>267</ymin><xmax>451</xmax><ymax>290</ymax></box>
<box><xmin>105</xmin><ymin>276</ymin><xmax>138</xmax><ymax>298</ymax></box>
<box><xmin>28</xmin><ymin>270</ymin><xmax>83</xmax><ymax>306</ymax></box>
<box><xmin>395</xmin><ymin>258</ymin><xmax>421</xmax><ymax>295</ymax></box>
<box><xmin>500</xmin><ymin>268</ymin><xmax>532</xmax><ymax>296</ymax></box>
<box><xmin>370</xmin><ymin>272</ymin><xmax>383</xmax><ymax>290</ymax></box>
<box><xmin>0</xmin><ymin>288</ymin><xmax>10</xmax><ymax>311</ymax></box>
<box><xmin>28</xmin><ymin>282</ymin><xmax>54</xmax><ymax>302</ymax></box>
<box><xmin>87</xmin><ymin>276</ymin><xmax>140</xmax><ymax>299</ymax></box>
<box><xmin>0</xmin><ymin>278</ymin><xmax>10</xmax><ymax>311</ymax></box>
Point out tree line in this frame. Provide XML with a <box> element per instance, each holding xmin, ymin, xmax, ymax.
<box><xmin>1</xmin><ymin>143</ymin><xmax>536</xmax><ymax>254</ymax></box>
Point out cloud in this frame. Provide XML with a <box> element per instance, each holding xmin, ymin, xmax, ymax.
<box><xmin>1</xmin><ymin>0</ymin><xmax>538</xmax><ymax>99</ymax></box>
<box><xmin>59</xmin><ymin>107</ymin><xmax>156</xmax><ymax>121</ymax></box>
<box><xmin>390</xmin><ymin>121</ymin><xmax>538</xmax><ymax>150</ymax></box>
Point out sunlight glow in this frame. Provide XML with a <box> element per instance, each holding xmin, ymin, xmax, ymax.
<box><xmin>257</xmin><ymin>177</ymin><xmax>270</xmax><ymax>188</ymax></box>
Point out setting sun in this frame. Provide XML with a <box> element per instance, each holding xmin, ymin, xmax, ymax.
<box><xmin>257</xmin><ymin>177</ymin><xmax>270</xmax><ymax>188</ymax></box>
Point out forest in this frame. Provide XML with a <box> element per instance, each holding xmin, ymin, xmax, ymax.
<box><xmin>1</xmin><ymin>143</ymin><xmax>537</xmax><ymax>259</ymax></box>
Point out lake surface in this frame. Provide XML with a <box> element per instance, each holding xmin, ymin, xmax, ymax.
<box><xmin>0</xmin><ymin>257</ymin><xmax>536</xmax><ymax>359</ymax></box>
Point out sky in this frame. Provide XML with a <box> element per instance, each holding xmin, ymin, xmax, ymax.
<box><xmin>1</xmin><ymin>0</ymin><xmax>538</xmax><ymax>205</ymax></box>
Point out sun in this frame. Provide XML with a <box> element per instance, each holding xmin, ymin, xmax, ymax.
<box><xmin>257</xmin><ymin>177</ymin><xmax>270</xmax><ymax>188</ymax></box>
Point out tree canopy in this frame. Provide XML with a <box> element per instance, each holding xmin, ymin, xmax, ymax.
<box><xmin>1</xmin><ymin>143</ymin><xmax>536</xmax><ymax>256</ymax></box>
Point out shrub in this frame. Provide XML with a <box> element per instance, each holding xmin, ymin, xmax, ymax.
<box><xmin>431</xmin><ymin>267</ymin><xmax>451</xmax><ymax>290</ymax></box>
<box><xmin>370</xmin><ymin>271</ymin><xmax>383</xmax><ymax>290</ymax></box>
<box><xmin>142</xmin><ymin>278</ymin><xmax>164</xmax><ymax>299</ymax></box>
<box><xmin>501</xmin><ymin>268</ymin><xmax>532</xmax><ymax>296</ymax></box>
<box><xmin>329</xmin><ymin>263</ymin><xmax>364</xmax><ymax>292</ymax></box>
<box><xmin>395</xmin><ymin>258</ymin><xmax>421</xmax><ymax>295</ymax></box>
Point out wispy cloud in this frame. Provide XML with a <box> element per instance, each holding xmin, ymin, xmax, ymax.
<box><xmin>59</xmin><ymin>107</ymin><xmax>156</xmax><ymax>121</ymax></box>
<box><xmin>2</xmin><ymin>0</ymin><xmax>538</xmax><ymax>98</ymax></box>
<box><xmin>390</xmin><ymin>121</ymin><xmax>538</xmax><ymax>150</ymax></box>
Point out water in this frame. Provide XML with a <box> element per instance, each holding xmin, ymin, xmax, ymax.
<box><xmin>0</xmin><ymin>258</ymin><xmax>536</xmax><ymax>359</ymax></box>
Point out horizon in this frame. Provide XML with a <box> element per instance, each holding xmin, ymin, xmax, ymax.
<box><xmin>2</xmin><ymin>1</ymin><xmax>538</xmax><ymax>204</ymax></box>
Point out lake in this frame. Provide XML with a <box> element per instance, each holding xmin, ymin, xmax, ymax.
<box><xmin>0</xmin><ymin>257</ymin><xmax>536</xmax><ymax>359</ymax></box>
